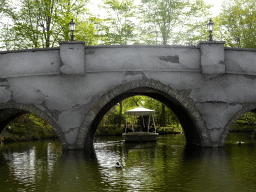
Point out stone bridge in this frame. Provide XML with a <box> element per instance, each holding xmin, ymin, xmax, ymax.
<box><xmin>1</xmin><ymin>41</ymin><xmax>256</xmax><ymax>150</ymax></box>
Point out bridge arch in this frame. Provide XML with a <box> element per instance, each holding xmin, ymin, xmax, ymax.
<box><xmin>0</xmin><ymin>103</ymin><xmax>68</xmax><ymax>149</ymax></box>
<box><xmin>76</xmin><ymin>79</ymin><xmax>212</xmax><ymax>149</ymax></box>
<box><xmin>220</xmin><ymin>103</ymin><xmax>256</xmax><ymax>146</ymax></box>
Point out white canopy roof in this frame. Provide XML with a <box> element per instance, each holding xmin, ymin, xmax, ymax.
<box><xmin>125</xmin><ymin>106</ymin><xmax>155</xmax><ymax>116</ymax></box>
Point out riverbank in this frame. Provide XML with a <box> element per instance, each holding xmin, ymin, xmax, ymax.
<box><xmin>0</xmin><ymin>123</ymin><xmax>57</xmax><ymax>143</ymax></box>
<box><xmin>0</xmin><ymin>125</ymin><xmax>180</xmax><ymax>143</ymax></box>
<box><xmin>230</xmin><ymin>124</ymin><xmax>256</xmax><ymax>132</ymax></box>
<box><xmin>1</xmin><ymin>123</ymin><xmax>255</xmax><ymax>143</ymax></box>
<box><xmin>95</xmin><ymin>126</ymin><xmax>182</xmax><ymax>136</ymax></box>
<box><xmin>95</xmin><ymin>124</ymin><xmax>256</xmax><ymax>136</ymax></box>
<box><xmin>0</xmin><ymin>113</ymin><xmax>58</xmax><ymax>143</ymax></box>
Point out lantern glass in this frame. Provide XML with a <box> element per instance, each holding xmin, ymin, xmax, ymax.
<box><xmin>69</xmin><ymin>19</ymin><xmax>76</xmax><ymax>31</ymax></box>
<box><xmin>207</xmin><ymin>19</ymin><xmax>214</xmax><ymax>31</ymax></box>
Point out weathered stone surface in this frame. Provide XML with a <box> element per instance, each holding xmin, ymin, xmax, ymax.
<box><xmin>8</xmin><ymin>79</ymin><xmax>46</xmax><ymax>105</ymax></box>
<box><xmin>158</xmin><ymin>55</ymin><xmax>180</xmax><ymax>63</ymax></box>
<box><xmin>0</xmin><ymin>87</ymin><xmax>12</xmax><ymax>103</ymax></box>
<box><xmin>59</xmin><ymin>41</ymin><xmax>85</xmax><ymax>75</ymax></box>
<box><xmin>85</xmin><ymin>47</ymin><xmax>200</xmax><ymax>72</ymax></box>
<box><xmin>208</xmin><ymin>128</ymin><xmax>225</xmax><ymax>147</ymax></box>
<box><xmin>57</xmin><ymin>105</ymin><xmax>87</xmax><ymax>132</ymax></box>
<box><xmin>64</xmin><ymin>127</ymin><xmax>79</xmax><ymax>145</ymax></box>
<box><xmin>199</xmin><ymin>41</ymin><xmax>226</xmax><ymax>75</ymax></box>
<box><xmin>0</xmin><ymin>49</ymin><xmax>60</xmax><ymax>78</ymax></box>
<box><xmin>195</xmin><ymin>103</ymin><xmax>242</xmax><ymax>129</ymax></box>
<box><xmin>190</xmin><ymin>74</ymin><xmax>256</xmax><ymax>103</ymax></box>
<box><xmin>225</xmin><ymin>49</ymin><xmax>256</xmax><ymax>75</ymax></box>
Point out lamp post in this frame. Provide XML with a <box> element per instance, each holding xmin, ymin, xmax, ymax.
<box><xmin>69</xmin><ymin>18</ymin><xmax>76</xmax><ymax>41</ymax></box>
<box><xmin>207</xmin><ymin>18</ymin><xmax>214</xmax><ymax>41</ymax></box>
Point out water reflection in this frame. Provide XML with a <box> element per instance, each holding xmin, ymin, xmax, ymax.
<box><xmin>0</xmin><ymin>134</ymin><xmax>256</xmax><ymax>192</ymax></box>
<box><xmin>0</xmin><ymin>140</ymin><xmax>61</xmax><ymax>191</ymax></box>
<box><xmin>179</xmin><ymin>146</ymin><xmax>238</xmax><ymax>192</ymax></box>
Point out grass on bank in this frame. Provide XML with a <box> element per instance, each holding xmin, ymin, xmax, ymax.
<box><xmin>0</xmin><ymin>114</ymin><xmax>57</xmax><ymax>143</ymax></box>
<box><xmin>230</xmin><ymin>123</ymin><xmax>256</xmax><ymax>132</ymax></box>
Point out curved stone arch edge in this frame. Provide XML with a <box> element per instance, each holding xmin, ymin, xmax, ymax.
<box><xmin>219</xmin><ymin>103</ymin><xmax>256</xmax><ymax>146</ymax></box>
<box><xmin>76</xmin><ymin>79</ymin><xmax>212</xmax><ymax>149</ymax></box>
<box><xmin>0</xmin><ymin>103</ymin><xmax>68</xmax><ymax>150</ymax></box>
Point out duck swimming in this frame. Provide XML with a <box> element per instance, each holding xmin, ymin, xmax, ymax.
<box><xmin>115</xmin><ymin>162</ymin><xmax>122</xmax><ymax>168</ymax></box>
<box><xmin>237</xmin><ymin>141</ymin><xmax>244</xmax><ymax>145</ymax></box>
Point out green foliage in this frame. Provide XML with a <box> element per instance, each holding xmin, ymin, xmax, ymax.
<box><xmin>0</xmin><ymin>113</ymin><xmax>57</xmax><ymax>142</ymax></box>
<box><xmin>99</xmin><ymin>0</ymin><xmax>136</xmax><ymax>45</ymax></box>
<box><xmin>158</xmin><ymin>127</ymin><xmax>181</xmax><ymax>134</ymax></box>
<box><xmin>236</xmin><ymin>112</ymin><xmax>256</xmax><ymax>125</ymax></box>
<box><xmin>108</xmin><ymin>114</ymin><xmax>125</xmax><ymax>127</ymax></box>
<box><xmin>96</xmin><ymin>125</ymin><xmax>123</xmax><ymax>136</ymax></box>
<box><xmin>231</xmin><ymin>111</ymin><xmax>256</xmax><ymax>132</ymax></box>
<box><xmin>0</xmin><ymin>0</ymin><xmax>90</xmax><ymax>50</ymax></box>
<box><xmin>0</xmin><ymin>0</ymin><xmax>218</xmax><ymax>49</ymax></box>
<box><xmin>76</xmin><ymin>17</ymin><xmax>99</xmax><ymax>45</ymax></box>
<box><xmin>2</xmin><ymin>0</ymin><xmax>255</xmax><ymax>50</ymax></box>
<box><xmin>138</xmin><ymin>0</ymin><xmax>212</xmax><ymax>45</ymax></box>
<box><xmin>99</xmin><ymin>95</ymin><xmax>182</xmax><ymax>132</ymax></box>
<box><xmin>216</xmin><ymin>0</ymin><xmax>256</xmax><ymax>48</ymax></box>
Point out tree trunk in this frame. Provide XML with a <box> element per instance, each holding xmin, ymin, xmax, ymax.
<box><xmin>160</xmin><ymin>103</ymin><xmax>166</xmax><ymax>127</ymax></box>
<box><xmin>118</xmin><ymin>101</ymin><xmax>123</xmax><ymax>127</ymax></box>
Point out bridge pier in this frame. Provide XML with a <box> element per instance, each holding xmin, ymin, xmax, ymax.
<box><xmin>195</xmin><ymin>102</ymin><xmax>243</xmax><ymax>147</ymax></box>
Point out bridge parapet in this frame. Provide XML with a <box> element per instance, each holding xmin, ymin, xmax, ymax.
<box><xmin>1</xmin><ymin>41</ymin><xmax>256</xmax><ymax>78</ymax></box>
<box><xmin>84</xmin><ymin>44</ymin><xmax>200</xmax><ymax>73</ymax></box>
<box><xmin>225</xmin><ymin>47</ymin><xmax>256</xmax><ymax>75</ymax></box>
<box><xmin>0</xmin><ymin>48</ymin><xmax>60</xmax><ymax>78</ymax></box>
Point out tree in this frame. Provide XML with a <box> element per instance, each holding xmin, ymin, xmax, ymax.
<box><xmin>138</xmin><ymin>0</ymin><xmax>212</xmax><ymax>45</ymax></box>
<box><xmin>0</xmin><ymin>0</ymin><xmax>90</xmax><ymax>50</ymax></box>
<box><xmin>0</xmin><ymin>0</ymin><xmax>7</xmax><ymax>18</ymax></box>
<box><xmin>183</xmin><ymin>0</ymin><xmax>215</xmax><ymax>44</ymax></box>
<box><xmin>236</xmin><ymin>112</ymin><xmax>256</xmax><ymax>126</ymax></box>
<box><xmin>118</xmin><ymin>101</ymin><xmax>123</xmax><ymax>127</ymax></box>
<box><xmin>52</xmin><ymin>0</ymin><xmax>89</xmax><ymax>42</ymax></box>
<box><xmin>160</xmin><ymin>104</ymin><xmax>166</xmax><ymax>127</ymax></box>
<box><xmin>0</xmin><ymin>22</ymin><xmax>14</xmax><ymax>50</ymax></box>
<box><xmin>216</xmin><ymin>0</ymin><xmax>256</xmax><ymax>48</ymax></box>
<box><xmin>99</xmin><ymin>95</ymin><xmax>182</xmax><ymax>129</ymax></box>
<box><xmin>75</xmin><ymin>17</ymin><xmax>99</xmax><ymax>45</ymax></box>
<box><xmin>100</xmin><ymin>0</ymin><xmax>136</xmax><ymax>45</ymax></box>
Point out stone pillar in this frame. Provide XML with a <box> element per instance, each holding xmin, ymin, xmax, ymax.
<box><xmin>59</xmin><ymin>41</ymin><xmax>85</xmax><ymax>75</ymax></box>
<box><xmin>198</xmin><ymin>41</ymin><xmax>226</xmax><ymax>75</ymax></box>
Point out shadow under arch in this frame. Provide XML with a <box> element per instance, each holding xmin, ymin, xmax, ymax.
<box><xmin>0</xmin><ymin>103</ymin><xmax>68</xmax><ymax>149</ymax></box>
<box><xmin>76</xmin><ymin>79</ymin><xmax>211</xmax><ymax>150</ymax></box>
<box><xmin>220</xmin><ymin>103</ymin><xmax>256</xmax><ymax>146</ymax></box>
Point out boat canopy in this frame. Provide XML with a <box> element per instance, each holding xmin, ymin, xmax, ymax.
<box><xmin>124</xmin><ymin>106</ymin><xmax>156</xmax><ymax>133</ymax></box>
<box><xmin>124</xmin><ymin>106</ymin><xmax>155</xmax><ymax>116</ymax></box>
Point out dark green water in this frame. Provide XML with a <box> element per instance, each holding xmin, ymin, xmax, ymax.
<box><xmin>1</xmin><ymin>133</ymin><xmax>256</xmax><ymax>192</ymax></box>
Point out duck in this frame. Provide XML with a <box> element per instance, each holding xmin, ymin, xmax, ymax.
<box><xmin>115</xmin><ymin>162</ymin><xmax>122</xmax><ymax>168</ymax></box>
<box><xmin>237</xmin><ymin>141</ymin><xmax>243</xmax><ymax>145</ymax></box>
